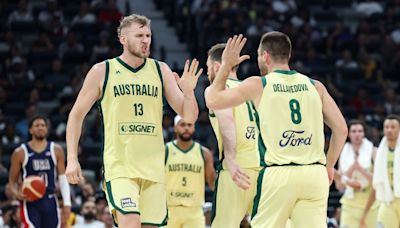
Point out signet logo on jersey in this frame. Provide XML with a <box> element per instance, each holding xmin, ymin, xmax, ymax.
<box><xmin>119</xmin><ymin>122</ymin><xmax>157</xmax><ymax>136</ymax></box>
<box><xmin>279</xmin><ymin>130</ymin><xmax>312</xmax><ymax>147</ymax></box>
<box><xmin>121</xmin><ymin>197</ymin><xmax>136</xmax><ymax>208</ymax></box>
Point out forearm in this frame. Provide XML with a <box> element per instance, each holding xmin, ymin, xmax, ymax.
<box><xmin>362</xmin><ymin>189</ymin><xmax>376</xmax><ymax>216</ymax></box>
<box><xmin>182</xmin><ymin>91</ymin><xmax>198</xmax><ymax>123</ymax></box>
<box><xmin>66</xmin><ymin>112</ymin><xmax>84</xmax><ymax>161</ymax></box>
<box><xmin>326</xmin><ymin>131</ymin><xmax>347</xmax><ymax>168</ymax></box>
<box><xmin>358</xmin><ymin>168</ymin><xmax>373</xmax><ymax>183</ymax></box>
<box><xmin>58</xmin><ymin>175</ymin><xmax>71</xmax><ymax>206</ymax></box>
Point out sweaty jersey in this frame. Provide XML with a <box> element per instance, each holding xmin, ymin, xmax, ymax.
<box><xmin>165</xmin><ymin>141</ymin><xmax>205</xmax><ymax>207</ymax></box>
<box><xmin>21</xmin><ymin>142</ymin><xmax>57</xmax><ymax>195</ymax></box>
<box><xmin>257</xmin><ymin>70</ymin><xmax>325</xmax><ymax>166</ymax></box>
<box><xmin>209</xmin><ymin>78</ymin><xmax>260</xmax><ymax>170</ymax></box>
<box><xmin>98</xmin><ymin>57</ymin><xmax>164</xmax><ymax>182</ymax></box>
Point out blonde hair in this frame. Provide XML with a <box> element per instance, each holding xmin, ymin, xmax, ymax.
<box><xmin>117</xmin><ymin>14</ymin><xmax>151</xmax><ymax>37</ymax></box>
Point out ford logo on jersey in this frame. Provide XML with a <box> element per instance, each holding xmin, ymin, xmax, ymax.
<box><xmin>279</xmin><ymin>130</ymin><xmax>312</xmax><ymax>147</ymax></box>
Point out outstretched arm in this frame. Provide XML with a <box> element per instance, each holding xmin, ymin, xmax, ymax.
<box><xmin>206</xmin><ymin>35</ymin><xmax>262</xmax><ymax>110</ymax></box>
<box><xmin>161</xmin><ymin>60</ymin><xmax>202</xmax><ymax>123</ymax></box>
<box><xmin>315</xmin><ymin>80</ymin><xmax>348</xmax><ymax>185</ymax></box>
<box><xmin>66</xmin><ymin>62</ymin><xmax>105</xmax><ymax>184</ymax></box>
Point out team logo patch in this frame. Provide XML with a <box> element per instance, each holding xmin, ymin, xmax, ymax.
<box><xmin>120</xmin><ymin>198</ymin><xmax>136</xmax><ymax>208</ymax></box>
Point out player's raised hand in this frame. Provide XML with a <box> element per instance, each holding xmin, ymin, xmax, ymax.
<box><xmin>65</xmin><ymin>159</ymin><xmax>84</xmax><ymax>184</ymax></box>
<box><xmin>175</xmin><ymin>59</ymin><xmax>203</xmax><ymax>95</ymax></box>
<box><xmin>221</xmin><ymin>34</ymin><xmax>250</xmax><ymax>68</ymax></box>
<box><xmin>226</xmin><ymin>157</ymin><xmax>251</xmax><ymax>190</ymax></box>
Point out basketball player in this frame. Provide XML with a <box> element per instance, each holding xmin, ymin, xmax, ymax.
<box><xmin>65</xmin><ymin>14</ymin><xmax>202</xmax><ymax>227</ymax></box>
<box><xmin>205</xmin><ymin>33</ymin><xmax>348</xmax><ymax>228</ymax></box>
<box><xmin>165</xmin><ymin>116</ymin><xmax>215</xmax><ymax>228</ymax></box>
<box><xmin>8</xmin><ymin>116</ymin><xmax>71</xmax><ymax>228</ymax></box>
<box><xmin>361</xmin><ymin>115</ymin><xmax>400</xmax><ymax>228</ymax></box>
<box><xmin>205</xmin><ymin>43</ymin><xmax>261</xmax><ymax>227</ymax></box>
<box><xmin>334</xmin><ymin>120</ymin><xmax>377</xmax><ymax>227</ymax></box>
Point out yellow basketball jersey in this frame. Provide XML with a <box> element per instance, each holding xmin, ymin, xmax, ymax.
<box><xmin>257</xmin><ymin>70</ymin><xmax>325</xmax><ymax>166</ymax></box>
<box><xmin>165</xmin><ymin>141</ymin><xmax>205</xmax><ymax>207</ymax></box>
<box><xmin>209</xmin><ymin>78</ymin><xmax>260</xmax><ymax>170</ymax></box>
<box><xmin>98</xmin><ymin>57</ymin><xmax>164</xmax><ymax>183</ymax></box>
<box><xmin>388</xmin><ymin>148</ymin><xmax>394</xmax><ymax>188</ymax></box>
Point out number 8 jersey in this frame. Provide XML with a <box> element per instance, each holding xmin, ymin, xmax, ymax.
<box><xmin>99</xmin><ymin>57</ymin><xmax>164</xmax><ymax>183</ymax></box>
<box><xmin>257</xmin><ymin>70</ymin><xmax>326</xmax><ymax>166</ymax></box>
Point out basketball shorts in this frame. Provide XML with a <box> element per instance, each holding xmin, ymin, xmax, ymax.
<box><xmin>211</xmin><ymin>168</ymin><xmax>259</xmax><ymax>228</ymax></box>
<box><xmin>340</xmin><ymin>204</ymin><xmax>378</xmax><ymax>228</ymax></box>
<box><xmin>251</xmin><ymin>165</ymin><xmax>329</xmax><ymax>228</ymax></box>
<box><xmin>105</xmin><ymin>177</ymin><xmax>168</xmax><ymax>227</ymax></box>
<box><xmin>163</xmin><ymin>206</ymin><xmax>204</xmax><ymax>228</ymax></box>
<box><xmin>20</xmin><ymin>194</ymin><xmax>59</xmax><ymax>228</ymax></box>
<box><xmin>377</xmin><ymin>198</ymin><xmax>400</xmax><ymax>228</ymax></box>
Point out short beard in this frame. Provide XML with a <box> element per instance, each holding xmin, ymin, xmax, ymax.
<box><xmin>127</xmin><ymin>43</ymin><xmax>149</xmax><ymax>58</ymax></box>
<box><xmin>33</xmin><ymin>135</ymin><xmax>46</xmax><ymax>141</ymax></box>
<box><xmin>178</xmin><ymin>133</ymin><xmax>192</xmax><ymax>142</ymax></box>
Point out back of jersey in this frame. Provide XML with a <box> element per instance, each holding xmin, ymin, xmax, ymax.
<box><xmin>257</xmin><ymin>70</ymin><xmax>325</xmax><ymax>166</ymax></box>
<box><xmin>21</xmin><ymin>142</ymin><xmax>56</xmax><ymax>194</ymax></box>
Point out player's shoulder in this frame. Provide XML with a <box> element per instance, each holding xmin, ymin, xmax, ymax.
<box><xmin>11</xmin><ymin>144</ymin><xmax>25</xmax><ymax>161</ymax></box>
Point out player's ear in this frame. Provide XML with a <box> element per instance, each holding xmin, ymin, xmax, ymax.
<box><xmin>213</xmin><ymin>61</ymin><xmax>221</xmax><ymax>73</ymax></box>
<box><xmin>264</xmin><ymin>50</ymin><xmax>270</xmax><ymax>65</ymax></box>
<box><xmin>119</xmin><ymin>35</ymin><xmax>126</xmax><ymax>45</ymax></box>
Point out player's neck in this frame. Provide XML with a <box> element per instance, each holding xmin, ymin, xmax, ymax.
<box><xmin>119</xmin><ymin>53</ymin><xmax>145</xmax><ymax>68</ymax></box>
<box><xmin>269</xmin><ymin>64</ymin><xmax>290</xmax><ymax>73</ymax></box>
<box><xmin>176</xmin><ymin>139</ymin><xmax>193</xmax><ymax>150</ymax></box>
<box><xmin>387</xmin><ymin>138</ymin><xmax>398</xmax><ymax>150</ymax></box>
<box><xmin>28</xmin><ymin>139</ymin><xmax>48</xmax><ymax>153</ymax></box>
<box><xmin>351</xmin><ymin>143</ymin><xmax>361</xmax><ymax>154</ymax></box>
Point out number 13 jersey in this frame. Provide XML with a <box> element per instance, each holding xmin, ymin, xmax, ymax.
<box><xmin>99</xmin><ymin>57</ymin><xmax>164</xmax><ymax>183</ymax></box>
<box><xmin>257</xmin><ymin>70</ymin><xmax>326</xmax><ymax>166</ymax></box>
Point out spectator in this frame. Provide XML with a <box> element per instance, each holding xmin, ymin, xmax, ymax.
<box><xmin>336</xmin><ymin>49</ymin><xmax>359</xmax><ymax>70</ymax></box>
<box><xmin>72</xmin><ymin>1</ymin><xmax>96</xmax><ymax>25</ymax></box>
<box><xmin>16</xmin><ymin>104</ymin><xmax>37</xmax><ymax>140</ymax></box>
<box><xmin>348</xmin><ymin>87</ymin><xmax>375</xmax><ymax>114</ymax></box>
<box><xmin>97</xmin><ymin>0</ymin><xmax>123</xmax><ymax>24</ymax></box>
<box><xmin>272</xmin><ymin>0</ymin><xmax>296</xmax><ymax>14</ymax></box>
<box><xmin>58</xmin><ymin>31</ymin><xmax>84</xmax><ymax>58</ymax></box>
<box><xmin>100</xmin><ymin>206</ymin><xmax>113</xmax><ymax>228</ymax></box>
<box><xmin>73</xmin><ymin>200</ymin><xmax>105</xmax><ymax>228</ymax></box>
<box><xmin>384</xmin><ymin>88</ymin><xmax>400</xmax><ymax>114</ymax></box>
<box><xmin>7</xmin><ymin>0</ymin><xmax>33</xmax><ymax>24</ymax></box>
<box><xmin>38</xmin><ymin>0</ymin><xmax>64</xmax><ymax>26</ymax></box>
<box><xmin>6</xmin><ymin>57</ymin><xmax>35</xmax><ymax>85</ymax></box>
<box><xmin>354</xmin><ymin>0</ymin><xmax>384</xmax><ymax>16</ymax></box>
<box><xmin>31</xmin><ymin>31</ymin><xmax>54</xmax><ymax>52</ymax></box>
<box><xmin>1</xmin><ymin>122</ymin><xmax>21</xmax><ymax>145</ymax></box>
<box><xmin>91</xmin><ymin>31</ymin><xmax>110</xmax><ymax>63</ymax></box>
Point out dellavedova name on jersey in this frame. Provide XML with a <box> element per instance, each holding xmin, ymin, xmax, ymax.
<box><xmin>279</xmin><ymin>130</ymin><xmax>312</xmax><ymax>147</ymax></box>
<box><xmin>273</xmin><ymin>83</ymin><xmax>309</xmax><ymax>93</ymax></box>
<box><xmin>113</xmin><ymin>84</ymin><xmax>159</xmax><ymax>98</ymax></box>
<box><xmin>118</xmin><ymin>122</ymin><xmax>157</xmax><ymax>136</ymax></box>
<box><xmin>168</xmin><ymin>163</ymin><xmax>202</xmax><ymax>173</ymax></box>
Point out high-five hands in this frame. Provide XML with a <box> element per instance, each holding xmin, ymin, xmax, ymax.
<box><xmin>174</xmin><ymin>59</ymin><xmax>203</xmax><ymax>94</ymax></box>
<box><xmin>221</xmin><ymin>34</ymin><xmax>250</xmax><ymax>68</ymax></box>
